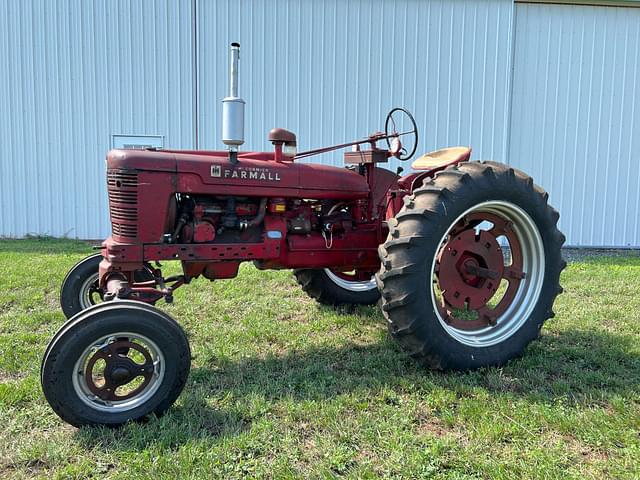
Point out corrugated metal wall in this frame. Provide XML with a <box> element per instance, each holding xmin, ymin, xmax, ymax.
<box><xmin>197</xmin><ymin>0</ymin><xmax>514</xmax><ymax>171</ymax></box>
<box><xmin>0</xmin><ymin>0</ymin><xmax>514</xmax><ymax>239</ymax></box>
<box><xmin>509</xmin><ymin>3</ymin><xmax>640</xmax><ymax>247</ymax></box>
<box><xmin>0</xmin><ymin>0</ymin><xmax>195</xmax><ymax>238</ymax></box>
<box><xmin>1</xmin><ymin>0</ymin><xmax>639</xmax><ymax>246</ymax></box>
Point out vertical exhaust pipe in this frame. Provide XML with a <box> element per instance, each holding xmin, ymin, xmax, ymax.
<box><xmin>229</xmin><ymin>42</ymin><xmax>240</xmax><ymax>98</ymax></box>
<box><xmin>222</xmin><ymin>42</ymin><xmax>245</xmax><ymax>163</ymax></box>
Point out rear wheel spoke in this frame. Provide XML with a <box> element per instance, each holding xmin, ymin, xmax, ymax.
<box><xmin>504</xmin><ymin>266</ymin><xmax>526</xmax><ymax>280</ymax></box>
<box><xmin>476</xmin><ymin>306</ymin><xmax>498</xmax><ymax>326</ymax></box>
<box><xmin>432</xmin><ymin>201</ymin><xmax>546</xmax><ymax>346</ymax></box>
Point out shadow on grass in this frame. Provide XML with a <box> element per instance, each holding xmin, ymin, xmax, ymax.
<box><xmin>77</xmin><ymin>327</ymin><xmax>638</xmax><ymax>448</ymax></box>
<box><xmin>75</xmin><ymin>394</ymin><xmax>250</xmax><ymax>451</ymax></box>
<box><xmin>194</xmin><ymin>328</ymin><xmax>639</xmax><ymax>404</ymax></box>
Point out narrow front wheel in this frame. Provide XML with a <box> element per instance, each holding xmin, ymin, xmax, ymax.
<box><xmin>60</xmin><ymin>253</ymin><xmax>154</xmax><ymax>319</ymax></box>
<box><xmin>41</xmin><ymin>301</ymin><xmax>191</xmax><ymax>427</ymax></box>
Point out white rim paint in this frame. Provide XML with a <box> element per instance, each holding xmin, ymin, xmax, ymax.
<box><xmin>324</xmin><ymin>269</ymin><xmax>377</xmax><ymax>292</ymax></box>
<box><xmin>79</xmin><ymin>272</ymin><xmax>102</xmax><ymax>310</ymax></box>
<box><xmin>430</xmin><ymin>200</ymin><xmax>546</xmax><ymax>348</ymax></box>
<box><xmin>72</xmin><ymin>332</ymin><xmax>165</xmax><ymax>413</ymax></box>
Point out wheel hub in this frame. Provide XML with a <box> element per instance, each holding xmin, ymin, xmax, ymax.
<box><xmin>437</xmin><ymin>229</ymin><xmax>504</xmax><ymax>310</ymax></box>
<box><xmin>432</xmin><ymin>207</ymin><xmax>536</xmax><ymax>336</ymax></box>
<box><xmin>84</xmin><ymin>339</ymin><xmax>155</xmax><ymax>402</ymax></box>
<box><xmin>109</xmin><ymin>366</ymin><xmax>132</xmax><ymax>383</ymax></box>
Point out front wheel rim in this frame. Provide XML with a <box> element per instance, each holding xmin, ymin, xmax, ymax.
<box><xmin>79</xmin><ymin>273</ymin><xmax>103</xmax><ymax>310</ymax></box>
<box><xmin>72</xmin><ymin>332</ymin><xmax>165</xmax><ymax>413</ymax></box>
<box><xmin>324</xmin><ymin>269</ymin><xmax>377</xmax><ymax>292</ymax></box>
<box><xmin>430</xmin><ymin>200</ymin><xmax>545</xmax><ymax>348</ymax></box>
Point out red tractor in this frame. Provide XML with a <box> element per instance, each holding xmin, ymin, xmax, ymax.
<box><xmin>42</xmin><ymin>44</ymin><xmax>565</xmax><ymax>427</ymax></box>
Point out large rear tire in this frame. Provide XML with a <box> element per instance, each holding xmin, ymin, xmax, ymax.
<box><xmin>41</xmin><ymin>301</ymin><xmax>191</xmax><ymax>427</ymax></box>
<box><xmin>377</xmin><ymin>161</ymin><xmax>566</xmax><ymax>370</ymax></box>
<box><xmin>294</xmin><ymin>269</ymin><xmax>380</xmax><ymax>306</ymax></box>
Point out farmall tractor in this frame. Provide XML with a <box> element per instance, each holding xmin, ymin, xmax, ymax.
<box><xmin>42</xmin><ymin>44</ymin><xmax>565</xmax><ymax>427</ymax></box>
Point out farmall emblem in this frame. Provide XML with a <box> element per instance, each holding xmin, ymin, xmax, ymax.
<box><xmin>210</xmin><ymin>165</ymin><xmax>281</xmax><ymax>181</ymax></box>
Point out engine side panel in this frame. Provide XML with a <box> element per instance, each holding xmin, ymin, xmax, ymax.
<box><xmin>102</xmin><ymin>148</ymin><xmax>389</xmax><ymax>287</ymax></box>
<box><xmin>176</xmin><ymin>153</ymin><xmax>369</xmax><ymax>199</ymax></box>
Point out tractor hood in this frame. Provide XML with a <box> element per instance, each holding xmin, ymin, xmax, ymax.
<box><xmin>107</xmin><ymin>149</ymin><xmax>177</xmax><ymax>172</ymax></box>
<box><xmin>106</xmin><ymin>149</ymin><xmax>370</xmax><ymax>199</ymax></box>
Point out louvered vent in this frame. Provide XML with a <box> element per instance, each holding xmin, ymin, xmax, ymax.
<box><xmin>107</xmin><ymin>170</ymin><xmax>139</xmax><ymax>239</ymax></box>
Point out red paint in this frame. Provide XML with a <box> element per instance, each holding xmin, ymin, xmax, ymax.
<box><xmin>193</xmin><ymin>222</ymin><xmax>216</xmax><ymax>243</ymax></box>
<box><xmin>100</xmin><ymin>140</ymin><xmax>469</xmax><ymax>302</ymax></box>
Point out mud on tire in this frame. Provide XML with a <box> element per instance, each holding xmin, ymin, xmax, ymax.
<box><xmin>376</xmin><ymin>161</ymin><xmax>566</xmax><ymax>370</ymax></box>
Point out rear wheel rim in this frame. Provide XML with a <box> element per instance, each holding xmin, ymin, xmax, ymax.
<box><xmin>324</xmin><ymin>269</ymin><xmax>377</xmax><ymax>292</ymax></box>
<box><xmin>72</xmin><ymin>332</ymin><xmax>165</xmax><ymax>413</ymax></box>
<box><xmin>430</xmin><ymin>200</ymin><xmax>545</xmax><ymax>347</ymax></box>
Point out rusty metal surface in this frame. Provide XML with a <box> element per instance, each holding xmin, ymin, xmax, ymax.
<box><xmin>435</xmin><ymin>212</ymin><xmax>526</xmax><ymax>331</ymax></box>
<box><xmin>84</xmin><ymin>340</ymin><xmax>154</xmax><ymax>402</ymax></box>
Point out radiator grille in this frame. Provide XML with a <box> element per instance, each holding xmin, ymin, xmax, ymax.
<box><xmin>107</xmin><ymin>171</ymin><xmax>139</xmax><ymax>187</ymax></box>
<box><xmin>107</xmin><ymin>170</ymin><xmax>138</xmax><ymax>239</ymax></box>
<box><xmin>108</xmin><ymin>190</ymin><xmax>137</xmax><ymax>205</ymax></box>
<box><xmin>110</xmin><ymin>205</ymin><xmax>137</xmax><ymax>221</ymax></box>
<box><xmin>111</xmin><ymin>222</ymin><xmax>138</xmax><ymax>238</ymax></box>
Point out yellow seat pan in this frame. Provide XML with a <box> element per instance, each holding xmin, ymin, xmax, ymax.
<box><xmin>411</xmin><ymin>146</ymin><xmax>471</xmax><ymax>171</ymax></box>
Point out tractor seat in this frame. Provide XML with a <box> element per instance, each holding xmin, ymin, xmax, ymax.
<box><xmin>411</xmin><ymin>146</ymin><xmax>471</xmax><ymax>171</ymax></box>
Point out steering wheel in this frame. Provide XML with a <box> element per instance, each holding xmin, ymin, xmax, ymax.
<box><xmin>385</xmin><ymin>107</ymin><xmax>419</xmax><ymax>161</ymax></box>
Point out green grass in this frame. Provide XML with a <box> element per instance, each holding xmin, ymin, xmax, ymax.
<box><xmin>0</xmin><ymin>239</ymin><xmax>639</xmax><ymax>479</ymax></box>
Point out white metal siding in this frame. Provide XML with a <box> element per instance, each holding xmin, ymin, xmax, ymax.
<box><xmin>509</xmin><ymin>3</ymin><xmax>640</xmax><ymax>247</ymax></box>
<box><xmin>0</xmin><ymin>0</ymin><xmax>195</xmax><ymax>239</ymax></box>
<box><xmin>196</xmin><ymin>0</ymin><xmax>514</xmax><ymax>174</ymax></box>
<box><xmin>2</xmin><ymin>0</ymin><xmax>639</xmax><ymax>247</ymax></box>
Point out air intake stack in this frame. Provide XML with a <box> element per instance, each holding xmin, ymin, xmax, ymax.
<box><xmin>222</xmin><ymin>42</ymin><xmax>245</xmax><ymax>163</ymax></box>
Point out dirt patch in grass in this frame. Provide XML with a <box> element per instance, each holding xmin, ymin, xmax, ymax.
<box><xmin>42</xmin><ymin>288</ymin><xmax>61</xmax><ymax>311</ymax></box>
<box><xmin>417</xmin><ymin>417</ymin><xmax>466</xmax><ymax>441</ymax></box>
<box><xmin>414</xmin><ymin>410</ymin><xmax>470</xmax><ymax>445</ymax></box>
<box><xmin>0</xmin><ymin>371</ymin><xmax>28</xmax><ymax>383</ymax></box>
<box><xmin>0</xmin><ymin>459</ymin><xmax>51</xmax><ymax>477</ymax></box>
<box><xmin>551</xmin><ymin>432</ymin><xmax>611</xmax><ymax>465</ymax></box>
<box><xmin>0</xmin><ymin>300</ymin><xmax>17</xmax><ymax>314</ymax></box>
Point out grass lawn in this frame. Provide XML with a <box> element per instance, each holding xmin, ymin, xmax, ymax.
<box><xmin>0</xmin><ymin>238</ymin><xmax>639</xmax><ymax>479</ymax></box>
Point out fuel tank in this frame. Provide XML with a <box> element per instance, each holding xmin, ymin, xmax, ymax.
<box><xmin>107</xmin><ymin>149</ymin><xmax>370</xmax><ymax>200</ymax></box>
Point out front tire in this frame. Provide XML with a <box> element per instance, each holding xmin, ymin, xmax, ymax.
<box><xmin>377</xmin><ymin>161</ymin><xmax>566</xmax><ymax>370</ymax></box>
<box><xmin>60</xmin><ymin>253</ymin><xmax>154</xmax><ymax>319</ymax></box>
<box><xmin>41</xmin><ymin>301</ymin><xmax>191</xmax><ymax>427</ymax></box>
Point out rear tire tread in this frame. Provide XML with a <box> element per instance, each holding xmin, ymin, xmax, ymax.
<box><xmin>376</xmin><ymin>161</ymin><xmax>566</xmax><ymax>370</ymax></box>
